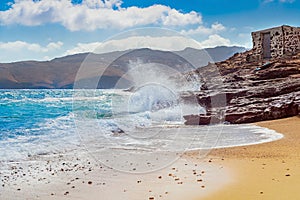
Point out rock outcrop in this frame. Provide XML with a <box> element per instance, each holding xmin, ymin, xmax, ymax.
<box><xmin>183</xmin><ymin>50</ymin><xmax>300</xmax><ymax>125</ymax></box>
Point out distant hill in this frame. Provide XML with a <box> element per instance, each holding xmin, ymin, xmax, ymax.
<box><xmin>175</xmin><ymin>46</ymin><xmax>246</xmax><ymax>67</ymax></box>
<box><xmin>0</xmin><ymin>46</ymin><xmax>246</xmax><ymax>89</ymax></box>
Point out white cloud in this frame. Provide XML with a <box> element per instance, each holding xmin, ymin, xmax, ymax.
<box><xmin>0</xmin><ymin>0</ymin><xmax>202</xmax><ymax>31</ymax></box>
<box><xmin>65</xmin><ymin>36</ymin><xmax>202</xmax><ymax>55</ymax></box>
<box><xmin>197</xmin><ymin>34</ymin><xmax>232</xmax><ymax>48</ymax></box>
<box><xmin>97</xmin><ymin>36</ymin><xmax>204</xmax><ymax>52</ymax></box>
<box><xmin>161</xmin><ymin>9</ymin><xmax>201</xmax><ymax>26</ymax></box>
<box><xmin>180</xmin><ymin>23</ymin><xmax>226</xmax><ymax>35</ymax></box>
<box><xmin>46</xmin><ymin>41</ymin><xmax>64</xmax><ymax>51</ymax></box>
<box><xmin>0</xmin><ymin>35</ymin><xmax>236</xmax><ymax>63</ymax></box>
<box><xmin>65</xmin><ymin>42</ymin><xmax>102</xmax><ymax>55</ymax></box>
<box><xmin>0</xmin><ymin>41</ymin><xmax>63</xmax><ymax>52</ymax></box>
<box><xmin>64</xmin><ymin>35</ymin><xmax>234</xmax><ymax>56</ymax></box>
<box><xmin>0</xmin><ymin>41</ymin><xmax>64</xmax><ymax>62</ymax></box>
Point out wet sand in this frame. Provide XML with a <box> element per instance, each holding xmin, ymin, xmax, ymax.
<box><xmin>0</xmin><ymin>147</ymin><xmax>231</xmax><ymax>200</ymax></box>
<box><xmin>1</xmin><ymin>117</ymin><xmax>298</xmax><ymax>200</ymax></box>
<box><xmin>203</xmin><ymin>116</ymin><xmax>300</xmax><ymax>200</ymax></box>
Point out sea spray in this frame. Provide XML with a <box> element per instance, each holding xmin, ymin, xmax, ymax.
<box><xmin>0</xmin><ymin>90</ymin><xmax>283</xmax><ymax>170</ymax></box>
<box><xmin>111</xmin><ymin>60</ymin><xmax>204</xmax><ymax>127</ymax></box>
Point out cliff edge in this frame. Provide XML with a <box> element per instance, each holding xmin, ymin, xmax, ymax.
<box><xmin>183</xmin><ymin>50</ymin><xmax>300</xmax><ymax>125</ymax></box>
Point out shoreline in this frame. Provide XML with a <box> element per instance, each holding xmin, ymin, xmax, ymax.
<box><xmin>1</xmin><ymin>117</ymin><xmax>298</xmax><ymax>200</ymax></box>
<box><xmin>202</xmin><ymin>116</ymin><xmax>300</xmax><ymax>200</ymax></box>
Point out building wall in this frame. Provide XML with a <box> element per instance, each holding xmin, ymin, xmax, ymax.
<box><xmin>283</xmin><ymin>26</ymin><xmax>300</xmax><ymax>56</ymax></box>
<box><xmin>250</xmin><ymin>25</ymin><xmax>300</xmax><ymax>61</ymax></box>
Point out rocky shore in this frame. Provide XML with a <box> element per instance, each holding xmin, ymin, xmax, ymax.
<box><xmin>183</xmin><ymin>50</ymin><xmax>300</xmax><ymax>125</ymax></box>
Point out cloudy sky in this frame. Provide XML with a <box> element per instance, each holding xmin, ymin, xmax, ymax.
<box><xmin>0</xmin><ymin>0</ymin><xmax>299</xmax><ymax>62</ymax></box>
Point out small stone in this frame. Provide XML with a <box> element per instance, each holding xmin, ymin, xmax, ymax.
<box><xmin>88</xmin><ymin>181</ymin><xmax>93</xmax><ymax>184</ymax></box>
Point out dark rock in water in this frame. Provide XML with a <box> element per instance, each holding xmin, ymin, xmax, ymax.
<box><xmin>183</xmin><ymin>115</ymin><xmax>208</xmax><ymax>125</ymax></box>
<box><xmin>111</xmin><ymin>128</ymin><xmax>125</xmax><ymax>136</ymax></box>
<box><xmin>183</xmin><ymin>115</ymin><xmax>223</xmax><ymax>125</ymax></box>
<box><xmin>183</xmin><ymin>50</ymin><xmax>300</xmax><ymax>125</ymax></box>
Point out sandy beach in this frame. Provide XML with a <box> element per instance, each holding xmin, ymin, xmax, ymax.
<box><xmin>0</xmin><ymin>116</ymin><xmax>299</xmax><ymax>200</ymax></box>
<box><xmin>0</xmin><ymin>148</ymin><xmax>231</xmax><ymax>200</ymax></box>
<box><xmin>203</xmin><ymin>116</ymin><xmax>300</xmax><ymax>200</ymax></box>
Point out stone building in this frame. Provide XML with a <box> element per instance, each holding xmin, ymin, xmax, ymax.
<box><xmin>250</xmin><ymin>25</ymin><xmax>300</xmax><ymax>61</ymax></box>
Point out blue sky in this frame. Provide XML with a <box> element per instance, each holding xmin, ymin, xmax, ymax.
<box><xmin>0</xmin><ymin>0</ymin><xmax>299</xmax><ymax>62</ymax></box>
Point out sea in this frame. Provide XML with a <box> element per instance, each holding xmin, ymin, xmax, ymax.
<box><xmin>0</xmin><ymin>89</ymin><xmax>283</xmax><ymax>172</ymax></box>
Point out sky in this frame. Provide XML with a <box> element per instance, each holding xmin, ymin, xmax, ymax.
<box><xmin>0</xmin><ymin>0</ymin><xmax>300</xmax><ymax>63</ymax></box>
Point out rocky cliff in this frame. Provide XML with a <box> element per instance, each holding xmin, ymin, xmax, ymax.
<box><xmin>183</xmin><ymin>50</ymin><xmax>300</xmax><ymax>125</ymax></box>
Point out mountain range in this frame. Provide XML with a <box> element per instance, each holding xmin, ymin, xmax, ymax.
<box><xmin>0</xmin><ymin>46</ymin><xmax>246</xmax><ymax>89</ymax></box>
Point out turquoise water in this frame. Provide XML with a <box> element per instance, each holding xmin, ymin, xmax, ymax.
<box><xmin>0</xmin><ymin>89</ymin><xmax>283</xmax><ymax>165</ymax></box>
<box><xmin>0</xmin><ymin>90</ymin><xmax>72</xmax><ymax>140</ymax></box>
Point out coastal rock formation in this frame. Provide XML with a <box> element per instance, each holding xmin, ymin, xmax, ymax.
<box><xmin>183</xmin><ymin>50</ymin><xmax>300</xmax><ymax>125</ymax></box>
